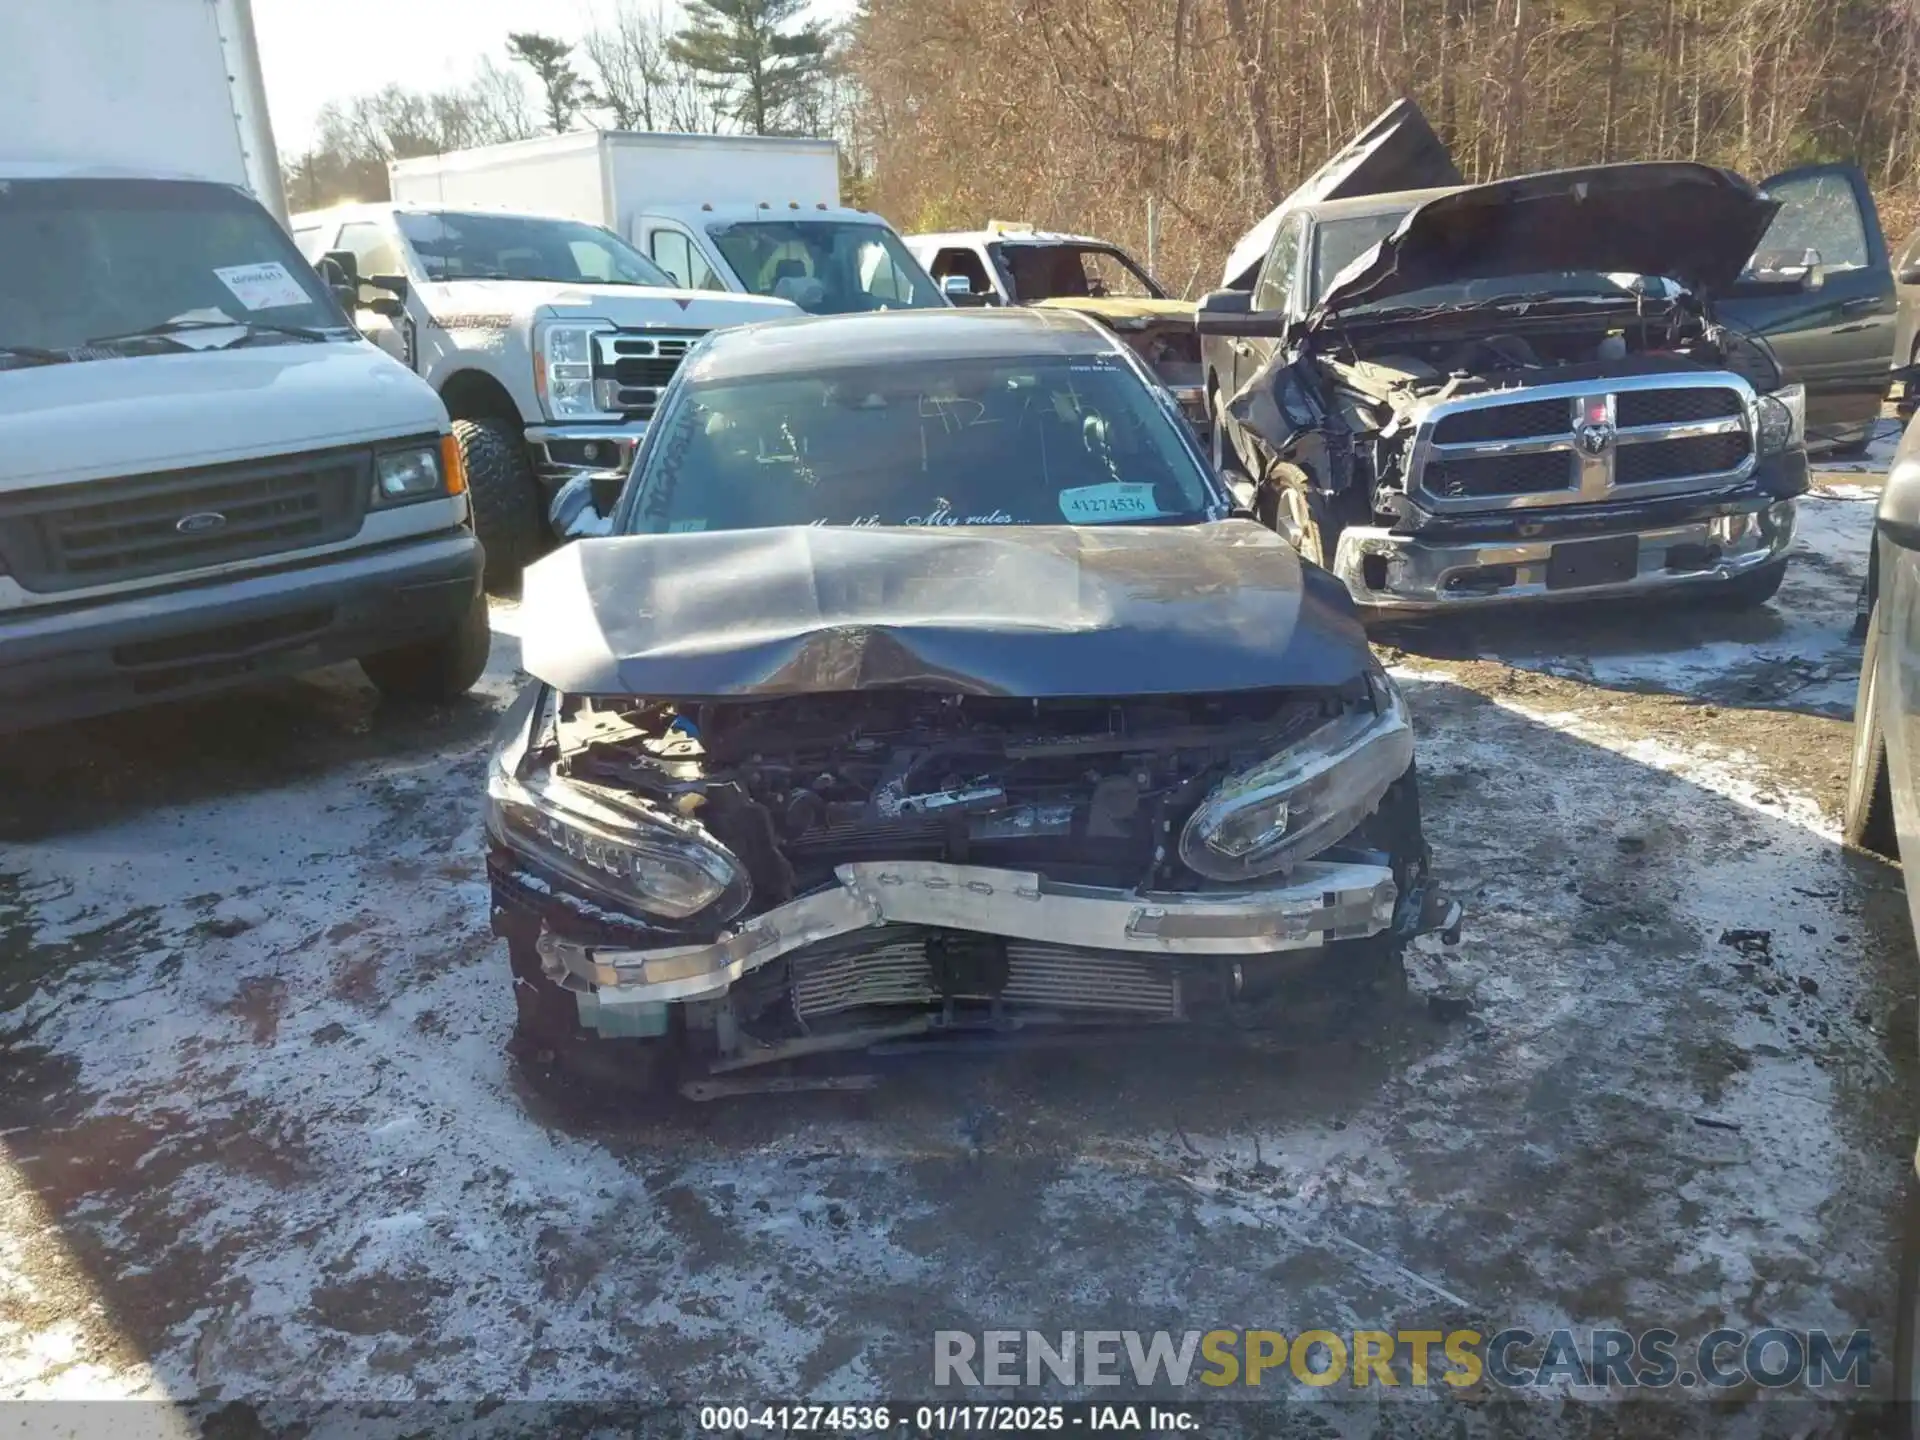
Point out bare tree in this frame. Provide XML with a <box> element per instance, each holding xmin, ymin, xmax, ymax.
<box><xmin>581</xmin><ymin>0</ymin><xmax>729</xmax><ymax>132</ymax></box>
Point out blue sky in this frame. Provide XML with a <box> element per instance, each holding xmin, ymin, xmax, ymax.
<box><xmin>253</xmin><ymin>0</ymin><xmax>854</xmax><ymax>153</ymax></box>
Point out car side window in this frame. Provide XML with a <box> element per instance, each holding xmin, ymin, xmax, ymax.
<box><xmin>1751</xmin><ymin>173</ymin><xmax>1870</xmax><ymax>275</ymax></box>
<box><xmin>650</xmin><ymin>228</ymin><xmax>718</xmax><ymax>289</ymax></box>
<box><xmin>1254</xmin><ymin>217</ymin><xmax>1304</xmax><ymax>313</ymax></box>
<box><xmin>930</xmin><ymin>246</ymin><xmax>993</xmax><ymax>298</ymax></box>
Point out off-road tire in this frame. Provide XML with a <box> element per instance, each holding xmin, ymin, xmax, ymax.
<box><xmin>1706</xmin><ymin>556</ymin><xmax>1789</xmax><ymax>610</ymax></box>
<box><xmin>1844</xmin><ymin>600</ymin><xmax>1899</xmax><ymax>857</ymax></box>
<box><xmin>359</xmin><ymin>588</ymin><xmax>491</xmax><ymax>702</ymax></box>
<box><xmin>455</xmin><ymin>418</ymin><xmax>545</xmax><ymax>594</ymax></box>
<box><xmin>506</xmin><ymin>934</ymin><xmax>677</xmax><ymax>1095</ymax></box>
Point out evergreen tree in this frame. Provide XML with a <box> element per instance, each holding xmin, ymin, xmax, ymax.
<box><xmin>668</xmin><ymin>0</ymin><xmax>829</xmax><ymax>136</ymax></box>
<box><xmin>507</xmin><ymin>31</ymin><xmax>585</xmax><ymax>135</ymax></box>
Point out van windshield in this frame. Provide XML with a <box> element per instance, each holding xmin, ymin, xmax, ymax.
<box><xmin>706</xmin><ymin>220</ymin><xmax>944</xmax><ymax>314</ymax></box>
<box><xmin>0</xmin><ymin>178</ymin><xmax>348</xmax><ymax>361</ymax></box>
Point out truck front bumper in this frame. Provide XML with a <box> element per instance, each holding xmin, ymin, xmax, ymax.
<box><xmin>525</xmin><ymin>423</ymin><xmax>649</xmax><ymax>496</ymax></box>
<box><xmin>0</xmin><ymin>531</ymin><xmax>482</xmax><ymax>733</ymax></box>
<box><xmin>1331</xmin><ymin>497</ymin><xmax>1797</xmax><ymax>614</ymax></box>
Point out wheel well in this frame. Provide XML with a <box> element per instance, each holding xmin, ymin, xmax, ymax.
<box><xmin>439</xmin><ymin>370</ymin><xmax>522</xmax><ymax>426</ymax></box>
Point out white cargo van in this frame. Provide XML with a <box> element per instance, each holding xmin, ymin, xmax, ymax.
<box><xmin>388</xmin><ymin>132</ymin><xmax>947</xmax><ymax>317</ymax></box>
<box><xmin>0</xmin><ymin>0</ymin><xmax>485</xmax><ymax>732</ymax></box>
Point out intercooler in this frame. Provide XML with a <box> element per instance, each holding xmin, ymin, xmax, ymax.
<box><xmin>787</xmin><ymin>926</ymin><xmax>1183</xmax><ymax>1022</ymax></box>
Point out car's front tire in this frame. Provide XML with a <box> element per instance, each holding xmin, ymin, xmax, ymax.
<box><xmin>1845</xmin><ymin>599</ymin><xmax>1899</xmax><ymax>857</ymax></box>
<box><xmin>456</xmin><ymin>418</ymin><xmax>546</xmax><ymax>594</ymax></box>
<box><xmin>359</xmin><ymin>587</ymin><xmax>492</xmax><ymax>703</ymax></box>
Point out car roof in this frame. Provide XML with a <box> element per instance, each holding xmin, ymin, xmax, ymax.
<box><xmin>687</xmin><ymin>307</ymin><xmax>1123</xmax><ymax>384</ymax></box>
<box><xmin>1295</xmin><ymin>186</ymin><xmax>1465</xmax><ymax>223</ymax></box>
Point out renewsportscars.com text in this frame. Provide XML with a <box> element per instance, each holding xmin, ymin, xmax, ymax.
<box><xmin>933</xmin><ymin>1328</ymin><xmax>1873</xmax><ymax>1391</ymax></box>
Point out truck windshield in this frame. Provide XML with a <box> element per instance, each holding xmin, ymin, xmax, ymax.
<box><xmin>395</xmin><ymin>211</ymin><xmax>674</xmax><ymax>287</ymax></box>
<box><xmin>998</xmin><ymin>244</ymin><xmax>1165</xmax><ymax>302</ymax></box>
<box><xmin>627</xmin><ymin>353</ymin><xmax>1216</xmax><ymax>534</ymax></box>
<box><xmin>0</xmin><ymin>179</ymin><xmax>347</xmax><ymax>359</ymax></box>
<box><xmin>706</xmin><ymin>221</ymin><xmax>944</xmax><ymax>314</ymax></box>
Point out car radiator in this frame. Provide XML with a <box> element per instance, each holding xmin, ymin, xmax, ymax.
<box><xmin>787</xmin><ymin>926</ymin><xmax>1182</xmax><ymax>1022</ymax></box>
<box><xmin>1409</xmin><ymin>372</ymin><xmax>1757</xmax><ymax>514</ymax></box>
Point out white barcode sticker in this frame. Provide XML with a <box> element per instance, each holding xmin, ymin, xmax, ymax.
<box><xmin>213</xmin><ymin>261</ymin><xmax>311</xmax><ymax>311</ymax></box>
<box><xmin>1058</xmin><ymin>482</ymin><xmax>1162</xmax><ymax>524</ymax></box>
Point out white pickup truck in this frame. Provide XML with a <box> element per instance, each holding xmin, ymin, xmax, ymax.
<box><xmin>291</xmin><ymin>201</ymin><xmax>796</xmax><ymax>588</ymax></box>
<box><xmin>1</xmin><ymin>0</ymin><xmax>485</xmax><ymax>733</ymax></box>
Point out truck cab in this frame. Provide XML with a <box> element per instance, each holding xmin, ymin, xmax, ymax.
<box><xmin>634</xmin><ymin>203</ymin><xmax>947</xmax><ymax>315</ymax></box>
<box><xmin>0</xmin><ymin>166</ymin><xmax>484</xmax><ymax>731</ymax></box>
<box><xmin>290</xmin><ymin>201</ymin><xmax>796</xmax><ymax>588</ymax></box>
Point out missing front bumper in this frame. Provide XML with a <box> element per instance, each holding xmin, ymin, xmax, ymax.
<box><xmin>534</xmin><ymin>857</ymin><xmax>1407</xmax><ymax>1012</ymax></box>
<box><xmin>1331</xmin><ymin>499</ymin><xmax>1796</xmax><ymax>612</ymax></box>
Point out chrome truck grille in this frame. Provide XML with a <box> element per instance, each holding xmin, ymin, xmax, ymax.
<box><xmin>593</xmin><ymin>330</ymin><xmax>703</xmax><ymax>420</ymax></box>
<box><xmin>0</xmin><ymin>448</ymin><xmax>369</xmax><ymax>593</ymax></box>
<box><xmin>788</xmin><ymin>926</ymin><xmax>1182</xmax><ymax>1022</ymax></box>
<box><xmin>1407</xmin><ymin>373</ymin><xmax>1757</xmax><ymax>514</ymax></box>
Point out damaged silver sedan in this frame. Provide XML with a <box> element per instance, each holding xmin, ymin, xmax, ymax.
<box><xmin>485</xmin><ymin>308</ymin><xmax>1459</xmax><ymax>1087</ymax></box>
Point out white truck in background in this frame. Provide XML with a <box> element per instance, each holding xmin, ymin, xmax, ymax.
<box><xmin>388</xmin><ymin>131</ymin><xmax>947</xmax><ymax>317</ymax></box>
<box><xmin>0</xmin><ymin>0</ymin><xmax>488</xmax><ymax>733</ymax></box>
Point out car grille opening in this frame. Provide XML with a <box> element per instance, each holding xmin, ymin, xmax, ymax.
<box><xmin>1431</xmin><ymin>398</ymin><xmax>1572</xmax><ymax>444</ymax></box>
<box><xmin>1425</xmin><ymin>451</ymin><xmax>1576</xmax><ymax>498</ymax></box>
<box><xmin>595</xmin><ymin>332</ymin><xmax>702</xmax><ymax>419</ymax></box>
<box><xmin>1615</xmin><ymin>432</ymin><xmax>1751</xmax><ymax>485</ymax></box>
<box><xmin>0</xmin><ymin>451</ymin><xmax>369</xmax><ymax>593</ymax></box>
<box><xmin>1616</xmin><ymin>387</ymin><xmax>1744</xmax><ymax>427</ymax></box>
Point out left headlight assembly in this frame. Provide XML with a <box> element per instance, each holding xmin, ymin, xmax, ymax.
<box><xmin>1755</xmin><ymin>383</ymin><xmax>1806</xmax><ymax>457</ymax></box>
<box><xmin>537</xmin><ymin>321</ymin><xmax>615</xmax><ymax>421</ymax></box>
<box><xmin>1179</xmin><ymin>674</ymin><xmax>1415</xmax><ymax>883</ymax></box>
<box><xmin>486</xmin><ymin>694</ymin><xmax>749</xmax><ymax>922</ymax></box>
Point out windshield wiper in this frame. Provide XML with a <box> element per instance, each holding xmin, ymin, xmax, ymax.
<box><xmin>0</xmin><ymin>343</ymin><xmax>69</xmax><ymax>368</ymax></box>
<box><xmin>84</xmin><ymin>318</ymin><xmax>333</xmax><ymax>350</ymax></box>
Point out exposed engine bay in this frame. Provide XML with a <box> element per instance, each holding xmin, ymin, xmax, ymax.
<box><xmin>551</xmin><ymin>686</ymin><xmax>1351</xmax><ymax>903</ymax></box>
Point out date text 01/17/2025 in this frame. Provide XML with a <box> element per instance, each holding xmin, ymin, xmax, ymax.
<box><xmin>696</xmin><ymin>1404</ymin><xmax>1202</xmax><ymax>1432</ymax></box>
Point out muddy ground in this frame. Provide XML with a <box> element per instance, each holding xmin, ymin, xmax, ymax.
<box><xmin>0</xmin><ymin>446</ymin><xmax>1913</xmax><ymax>1437</ymax></box>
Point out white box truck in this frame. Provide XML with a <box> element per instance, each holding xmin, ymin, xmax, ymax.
<box><xmin>0</xmin><ymin>0</ymin><xmax>488</xmax><ymax>732</ymax></box>
<box><xmin>389</xmin><ymin>132</ymin><xmax>947</xmax><ymax>318</ymax></box>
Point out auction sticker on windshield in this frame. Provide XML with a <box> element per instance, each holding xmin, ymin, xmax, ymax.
<box><xmin>213</xmin><ymin>262</ymin><xmax>311</xmax><ymax>311</ymax></box>
<box><xmin>1059</xmin><ymin>482</ymin><xmax>1162</xmax><ymax>524</ymax></box>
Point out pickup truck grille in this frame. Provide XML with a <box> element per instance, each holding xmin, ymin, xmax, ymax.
<box><xmin>1411</xmin><ymin>376</ymin><xmax>1755</xmax><ymax>515</ymax></box>
<box><xmin>593</xmin><ymin>330</ymin><xmax>703</xmax><ymax>420</ymax></box>
<box><xmin>0</xmin><ymin>449</ymin><xmax>369</xmax><ymax>593</ymax></box>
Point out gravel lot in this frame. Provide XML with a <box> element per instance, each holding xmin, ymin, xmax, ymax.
<box><xmin>0</xmin><ymin>440</ymin><xmax>1912</xmax><ymax>1435</ymax></box>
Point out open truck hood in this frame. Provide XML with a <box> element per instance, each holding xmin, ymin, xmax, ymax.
<box><xmin>1311</xmin><ymin>161</ymin><xmax>1780</xmax><ymax>322</ymax></box>
<box><xmin>519</xmin><ymin>522</ymin><xmax>1373</xmax><ymax>699</ymax></box>
<box><xmin>1223</xmin><ymin>99</ymin><xmax>1461</xmax><ymax>290</ymax></box>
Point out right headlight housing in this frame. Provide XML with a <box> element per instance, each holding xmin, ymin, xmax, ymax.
<box><xmin>1755</xmin><ymin>383</ymin><xmax>1806</xmax><ymax>458</ymax></box>
<box><xmin>536</xmin><ymin>321</ymin><xmax>615</xmax><ymax>421</ymax></box>
<box><xmin>1179</xmin><ymin>674</ymin><xmax>1415</xmax><ymax>883</ymax></box>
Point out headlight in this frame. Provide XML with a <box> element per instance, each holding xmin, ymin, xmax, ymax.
<box><xmin>537</xmin><ymin>322</ymin><xmax>613</xmax><ymax>420</ymax></box>
<box><xmin>1179</xmin><ymin>675</ymin><xmax>1415</xmax><ymax>882</ymax></box>
<box><xmin>1756</xmin><ymin>384</ymin><xmax>1805</xmax><ymax>457</ymax></box>
<box><xmin>487</xmin><ymin>729</ymin><xmax>747</xmax><ymax>921</ymax></box>
<box><xmin>373</xmin><ymin>445</ymin><xmax>443</xmax><ymax>503</ymax></box>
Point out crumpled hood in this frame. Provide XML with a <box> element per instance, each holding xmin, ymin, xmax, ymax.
<box><xmin>417</xmin><ymin>278</ymin><xmax>795</xmax><ymax>329</ymax></box>
<box><xmin>519</xmin><ymin>522</ymin><xmax>1373</xmax><ymax>699</ymax></box>
<box><xmin>1032</xmin><ymin>296</ymin><xmax>1197</xmax><ymax>326</ymax></box>
<box><xmin>1312</xmin><ymin>162</ymin><xmax>1780</xmax><ymax>324</ymax></box>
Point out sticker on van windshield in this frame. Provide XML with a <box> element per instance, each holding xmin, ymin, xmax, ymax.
<box><xmin>667</xmin><ymin>518</ymin><xmax>708</xmax><ymax>533</ymax></box>
<box><xmin>1058</xmin><ymin>482</ymin><xmax>1162</xmax><ymax>524</ymax></box>
<box><xmin>214</xmin><ymin>262</ymin><xmax>311</xmax><ymax>311</ymax></box>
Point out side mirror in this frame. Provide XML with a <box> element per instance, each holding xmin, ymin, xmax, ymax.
<box><xmin>1900</xmin><ymin>262</ymin><xmax>1920</xmax><ymax>287</ymax></box>
<box><xmin>366</xmin><ymin>295</ymin><xmax>405</xmax><ymax>321</ymax></box>
<box><xmin>1195</xmin><ymin>287</ymin><xmax>1289</xmax><ymax>337</ymax></box>
<box><xmin>317</xmin><ymin>251</ymin><xmax>358</xmax><ymax>313</ymax></box>
<box><xmin>942</xmin><ymin>275</ymin><xmax>991</xmax><ymax>307</ymax></box>
<box><xmin>366</xmin><ymin>273</ymin><xmax>409</xmax><ymax>301</ymax></box>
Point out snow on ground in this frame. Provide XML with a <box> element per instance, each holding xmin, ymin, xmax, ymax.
<box><xmin>0</xmin><ymin>465</ymin><xmax>1912</xmax><ymax>1430</ymax></box>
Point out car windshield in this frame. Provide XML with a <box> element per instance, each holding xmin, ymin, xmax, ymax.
<box><xmin>706</xmin><ymin>220</ymin><xmax>944</xmax><ymax>313</ymax></box>
<box><xmin>395</xmin><ymin>210</ymin><xmax>674</xmax><ymax>286</ymax></box>
<box><xmin>0</xmin><ymin>178</ymin><xmax>346</xmax><ymax>358</ymax></box>
<box><xmin>999</xmin><ymin>243</ymin><xmax>1164</xmax><ymax>302</ymax></box>
<box><xmin>627</xmin><ymin>351</ymin><xmax>1215</xmax><ymax>534</ymax></box>
<box><xmin>1312</xmin><ymin>212</ymin><xmax>1647</xmax><ymax>312</ymax></box>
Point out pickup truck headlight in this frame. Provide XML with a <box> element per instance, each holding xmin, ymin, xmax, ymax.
<box><xmin>487</xmin><ymin>725</ymin><xmax>747</xmax><ymax>921</ymax></box>
<box><xmin>1756</xmin><ymin>384</ymin><xmax>1806</xmax><ymax>457</ymax></box>
<box><xmin>1179</xmin><ymin>675</ymin><xmax>1415</xmax><ymax>882</ymax></box>
<box><xmin>537</xmin><ymin>321</ymin><xmax>614</xmax><ymax>421</ymax></box>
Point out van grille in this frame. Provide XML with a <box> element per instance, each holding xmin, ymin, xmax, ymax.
<box><xmin>0</xmin><ymin>449</ymin><xmax>370</xmax><ymax>593</ymax></box>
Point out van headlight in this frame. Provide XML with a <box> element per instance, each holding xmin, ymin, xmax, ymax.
<box><xmin>487</xmin><ymin>722</ymin><xmax>746</xmax><ymax>921</ymax></box>
<box><xmin>1756</xmin><ymin>384</ymin><xmax>1805</xmax><ymax>457</ymax></box>
<box><xmin>536</xmin><ymin>321</ymin><xmax>614</xmax><ymax>421</ymax></box>
<box><xmin>1179</xmin><ymin>675</ymin><xmax>1415</xmax><ymax>882</ymax></box>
